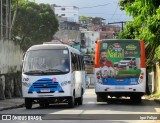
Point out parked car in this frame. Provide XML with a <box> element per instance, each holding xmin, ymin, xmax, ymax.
<box><xmin>118</xmin><ymin>57</ymin><xmax>137</xmax><ymax>69</ymax></box>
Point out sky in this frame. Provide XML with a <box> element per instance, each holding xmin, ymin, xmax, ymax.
<box><xmin>33</xmin><ymin>0</ymin><xmax>132</xmax><ymax>24</ymax></box>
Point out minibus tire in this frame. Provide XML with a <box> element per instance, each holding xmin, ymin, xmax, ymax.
<box><xmin>78</xmin><ymin>89</ymin><xmax>83</xmax><ymax>105</ymax></box>
<box><xmin>77</xmin><ymin>96</ymin><xmax>83</xmax><ymax>105</ymax></box>
<box><xmin>68</xmin><ymin>96</ymin><xmax>75</xmax><ymax>108</ymax></box>
<box><xmin>25</xmin><ymin>98</ymin><xmax>32</xmax><ymax>109</ymax></box>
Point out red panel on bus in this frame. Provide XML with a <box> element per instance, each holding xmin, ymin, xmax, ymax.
<box><xmin>140</xmin><ymin>40</ymin><xmax>146</xmax><ymax>68</ymax></box>
<box><xmin>94</xmin><ymin>40</ymin><xmax>100</xmax><ymax>68</ymax></box>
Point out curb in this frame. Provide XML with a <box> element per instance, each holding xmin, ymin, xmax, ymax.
<box><xmin>0</xmin><ymin>103</ymin><xmax>24</xmax><ymax>111</ymax></box>
<box><xmin>154</xmin><ymin>99</ymin><xmax>160</xmax><ymax>104</ymax></box>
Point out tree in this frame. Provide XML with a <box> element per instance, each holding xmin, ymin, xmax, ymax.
<box><xmin>118</xmin><ymin>0</ymin><xmax>160</xmax><ymax>93</ymax></box>
<box><xmin>12</xmin><ymin>1</ymin><xmax>59</xmax><ymax>51</ymax></box>
<box><xmin>118</xmin><ymin>0</ymin><xmax>160</xmax><ymax>66</ymax></box>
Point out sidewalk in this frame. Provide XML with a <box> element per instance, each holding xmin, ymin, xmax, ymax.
<box><xmin>0</xmin><ymin>98</ymin><xmax>24</xmax><ymax>111</ymax></box>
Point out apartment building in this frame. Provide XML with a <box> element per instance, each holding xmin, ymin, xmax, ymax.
<box><xmin>53</xmin><ymin>6</ymin><xmax>79</xmax><ymax>23</ymax></box>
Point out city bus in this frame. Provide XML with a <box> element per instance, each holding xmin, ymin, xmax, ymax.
<box><xmin>22</xmin><ymin>43</ymin><xmax>86</xmax><ymax>109</ymax></box>
<box><xmin>94</xmin><ymin>39</ymin><xmax>146</xmax><ymax>103</ymax></box>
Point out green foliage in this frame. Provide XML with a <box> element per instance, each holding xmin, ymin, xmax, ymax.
<box><xmin>119</xmin><ymin>0</ymin><xmax>135</xmax><ymax>10</ymax></box>
<box><xmin>155</xmin><ymin>46</ymin><xmax>160</xmax><ymax>60</ymax></box>
<box><xmin>116</xmin><ymin>21</ymin><xmax>140</xmax><ymax>39</ymax></box>
<box><xmin>118</xmin><ymin>0</ymin><xmax>160</xmax><ymax>66</ymax></box>
<box><xmin>145</xmin><ymin>93</ymin><xmax>160</xmax><ymax>99</ymax></box>
<box><xmin>12</xmin><ymin>1</ymin><xmax>59</xmax><ymax>51</ymax></box>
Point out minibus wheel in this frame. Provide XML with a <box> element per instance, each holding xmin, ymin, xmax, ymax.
<box><xmin>77</xmin><ymin>96</ymin><xmax>83</xmax><ymax>105</ymax></box>
<box><xmin>68</xmin><ymin>90</ymin><xmax>75</xmax><ymax>108</ymax></box>
<box><xmin>25</xmin><ymin>98</ymin><xmax>32</xmax><ymax>109</ymax></box>
<box><xmin>77</xmin><ymin>89</ymin><xmax>83</xmax><ymax>105</ymax></box>
<box><xmin>68</xmin><ymin>96</ymin><xmax>75</xmax><ymax>108</ymax></box>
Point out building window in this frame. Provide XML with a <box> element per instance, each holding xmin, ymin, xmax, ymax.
<box><xmin>61</xmin><ymin>8</ymin><xmax>65</xmax><ymax>10</ymax></box>
<box><xmin>61</xmin><ymin>14</ymin><xmax>65</xmax><ymax>16</ymax></box>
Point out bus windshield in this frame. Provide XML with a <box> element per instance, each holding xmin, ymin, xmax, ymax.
<box><xmin>23</xmin><ymin>49</ymin><xmax>70</xmax><ymax>75</ymax></box>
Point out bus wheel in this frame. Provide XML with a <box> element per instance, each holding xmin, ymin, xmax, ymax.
<box><xmin>97</xmin><ymin>95</ymin><xmax>103</xmax><ymax>102</ymax></box>
<box><xmin>136</xmin><ymin>96</ymin><xmax>142</xmax><ymax>104</ymax></box>
<box><xmin>130</xmin><ymin>96</ymin><xmax>142</xmax><ymax>104</ymax></box>
<box><xmin>25</xmin><ymin>98</ymin><xmax>32</xmax><ymax>109</ymax></box>
<box><xmin>68</xmin><ymin>96</ymin><xmax>75</xmax><ymax>108</ymax></box>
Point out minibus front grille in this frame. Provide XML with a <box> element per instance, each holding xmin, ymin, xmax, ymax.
<box><xmin>33</xmin><ymin>81</ymin><xmax>59</xmax><ymax>88</ymax></box>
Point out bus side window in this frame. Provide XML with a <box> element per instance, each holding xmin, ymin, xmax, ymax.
<box><xmin>80</xmin><ymin>56</ymin><xmax>83</xmax><ymax>70</ymax></box>
<box><xmin>77</xmin><ymin>55</ymin><xmax>81</xmax><ymax>71</ymax></box>
<box><xmin>79</xmin><ymin>56</ymin><xmax>82</xmax><ymax>70</ymax></box>
<box><xmin>82</xmin><ymin>56</ymin><xmax>85</xmax><ymax>70</ymax></box>
<box><xmin>71</xmin><ymin>53</ymin><xmax>76</xmax><ymax>72</ymax></box>
<box><xmin>75</xmin><ymin>55</ymin><xmax>79</xmax><ymax>70</ymax></box>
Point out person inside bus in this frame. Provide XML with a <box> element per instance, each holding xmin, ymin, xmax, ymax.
<box><xmin>53</xmin><ymin>59</ymin><xmax>69</xmax><ymax>72</ymax></box>
<box><xmin>100</xmin><ymin>49</ymin><xmax>115</xmax><ymax>78</ymax></box>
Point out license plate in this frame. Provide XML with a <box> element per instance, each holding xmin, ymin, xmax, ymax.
<box><xmin>116</xmin><ymin>79</ymin><xmax>124</xmax><ymax>82</ymax></box>
<box><xmin>115</xmin><ymin>86</ymin><xmax>125</xmax><ymax>89</ymax></box>
<box><xmin>40</xmin><ymin>89</ymin><xmax>50</xmax><ymax>92</ymax></box>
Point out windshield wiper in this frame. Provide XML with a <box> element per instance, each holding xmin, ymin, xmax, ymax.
<box><xmin>24</xmin><ymin>70</ymin><xmax>44</xmax><ymax>74</ymax></box>
<box><xmin>43</xmin><ymin>69</ymin><xmax>63</xmax><ymax>73</ymax></box>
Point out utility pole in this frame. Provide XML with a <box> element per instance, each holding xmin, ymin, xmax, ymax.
<box><xmin>5</xmin><ymin>0</ymin><xmax>11</xmax><ymax>40</ymax></box>
<box><xmin>9</xmin><ymin>0</ymin><xmax>11</xmax><ymax>39</ymax></box>
<box><xmin>108</xmin><ymin>21</ymin><xmax>127</xmax><ymax>30</ymax></box>
<box><xmin>6</xmin><ymin>0</ymin><xmax>9</xmax><ymax>39</ymax></box>
<box><xmin>0</xmin><ymin>0</ymin><xmax>3</xmax><ymax>40</ymax></box>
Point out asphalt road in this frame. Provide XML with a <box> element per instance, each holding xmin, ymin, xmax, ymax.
<box><xmin>0</xmin><ymin>88</ymin><xmax>160</xmax><ymax>123</ymax></box>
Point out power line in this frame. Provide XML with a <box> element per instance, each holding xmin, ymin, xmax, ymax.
<box><xmin>110</xmin><ymin>4</ymin><xmax>118</xmax><ymax>20</ymax></box>
<box><xmin>55</xmin><ymin>11</ymin><xmax>128</xmax><ymax>16</ymax></box>
<box><xmin>79</xmin><ymin>3</ymin><xmax>111</xmax><ymax>9</ymax></box>
<box><xmin>79</xmin><ymin>12</ymin><xmax>127</xmax><ymax>15</ymax></box>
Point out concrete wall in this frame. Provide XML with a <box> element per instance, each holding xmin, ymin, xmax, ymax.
<box><xmin>0</xmin><ymin>40</ymin><xmax>23</xmax><ymax>100</ymax></box>
<box><xmin>0</xmin><ymin>40</ymin><xmax>23</xmax><ymax>74</ymax></box>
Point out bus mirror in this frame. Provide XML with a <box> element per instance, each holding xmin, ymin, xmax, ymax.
<box><xmin>23</xmin><ymin>52</ymin><xmax>26</xmax><ymax>59</ymax></box>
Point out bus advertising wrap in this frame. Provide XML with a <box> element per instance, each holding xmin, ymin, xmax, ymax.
<box><xmin>96</xmin><ymin>41</ymin><xmax>144</xmax><ymax>85</ymax></box>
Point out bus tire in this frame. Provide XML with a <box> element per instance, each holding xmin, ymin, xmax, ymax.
<box><xmin>136</xmin><ymin>96</ymin><xmax>142</xmax><ymax>104</ymax></box>
<box><xmin>97</xmin><ymin>95</ymin><xmax>108</xmax><ymax>102</ymax></box>
<box><xmin>25</xmin><ymin>98</ymin><xmax>32</xmax><ymax>109</ymax></box>
<box><xmin>97</xmin><ymin>95</ymin><xmax>103</xmax><ymax>102</ymax></box>
<box><xmin>130</xmin><ymin>96</ymin><xmax>142</xmax><ymax>104</ymax></box>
